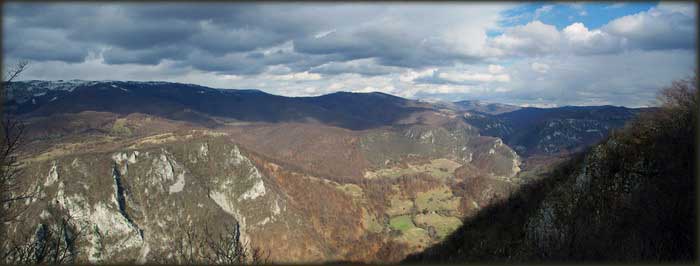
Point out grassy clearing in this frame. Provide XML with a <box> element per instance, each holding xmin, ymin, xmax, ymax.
<box><xmin>414</xmin><ymin>213</ymin><xmax>462</xmax><ymax>239</ymax></box>
<box><xmin>337</xmin><ymin>183</ymin><xmax>364</xmax><ymax>198</ymax></box>
<box><xmin>412</xmin><ymin>159</ymin><xmax>462</xmax><ymax>179</ymax></box>
<box><xmin>389</xmin><ymin>214</ymin><xmax>431</xmax><ymax>248</ymax></box>
<box><xmin>415</xmin><ymin>186</ymin><xmax>460</xmax><ymax>213</ymax></box>
<box><xmin>396</xmin><ymin>227</ymin><xmax>432</xmax><ymax>248</ymax></box>
<box><xmin>386</xmin><ymin>195</ymin><xmax>414</xmax><ymax>216</ymax></box>
<box><xmin>364</xmin><ymin>166</ymin><xmax>416</xmax><ymax>179</ymax></box>
<box><xmin>364</xmin><ymin>158</ymin><xmax>462</xmax><ymax>179</ymax></box>
<box><xmin>110</xmin><ymin>118</ymin><xmax>133</xmax><ymax>136</ymax></box>
<box><xmin>24</xmin><ymin>136</ymin><xmax>118</xmax><ymax>163</ymax></box>
<box><xmin>389</xmin><ymin>215</ymin><xmax>415</xmax><ymax>232</ymax></box>
<box><xmin>361</xmin><ymin>208</ymin><xmax>384</xmax><ymax>233</ymax></box>
<box><xmin>127</xmin><ymin>133</ymin><xmax>185</xmax><ymax>149</ymax></box>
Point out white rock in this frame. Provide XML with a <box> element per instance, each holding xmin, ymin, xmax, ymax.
<box><xmin>210</xmin><ymin>191</ymin><xmax>250</xmax><ymax>246</ymax></box>
<box><xmin>199</xmin><ymin>143</ymin><xmax>209</xmax><ymax>158</ymax></box>
<box><xmin>39</xmin><ymin>210</ymin><xmax>51</xmax><ymax>219</ymax></box>
<box><xmin>91</xmin><ymin>202</ymin><xmax>144</xmax><ymax>251</ymax></box>
<box><xmin>44</xmin><ymin>161</ymin><xmax>59</xmax><ymax>187</ymax></box>
<box><xmin>240</xmin><ymin>179</ymin><xmax>266</xmax><ymax>201</ymax></box>
<box><xmin>168</xmin><ymin>172</ymin><xmax>186</xmax><ymax>194</ymax></box>
<box><xmin>272</xmin><ymin>199</ymin><xmax>281</xmax><ymax>215</ymax></box>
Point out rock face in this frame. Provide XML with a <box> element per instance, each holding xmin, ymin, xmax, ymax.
<box><xmin>12</xmin><ymin>128</ymin><xmax>523</xmax><ymax>263</ymax></box>
<box><xmin>15</xmin><ymin>138</ymin><xmax>307</xmax><ymax>263</ymax></box>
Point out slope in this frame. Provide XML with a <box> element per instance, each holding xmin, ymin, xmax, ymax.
<box><xmin>6</xmin><ymin>80</ymin><xmax>428</xmax><ymax>130</ymax></box>
<box><xmin>405</xmin><ymin>77</ymin><xmax>697</xmax><ymax>262</ymax></box>
<box><xmin>464</xmin><ymin>105</ymin><xmax>643</xmax><ymax>156</ymax></box>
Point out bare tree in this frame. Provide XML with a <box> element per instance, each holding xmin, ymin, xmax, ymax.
<box><xmin>657</xmin><ymin>73</ymin><xmax>698</xmax><ymax>110</ymax></box>
<box><xmin>2</xmin><ymin>205</ymin><xmax>86</xmax><ymax>264</ymax></box>
<box><xmin>2</xmin><ymin>60</ymin><xmax>29</xmax><ymax>86</ymax></box>
<box><xmin>160</xmin><ymin>221</ymin><xmax>269</xmax><ymax>265</ymax></box>
<box><xmin>0</xmin><ymin>60</ymin><xmax>30</xmax><ymax>204</ymax></box>
<box><xmin>202</xmin><ymin>223</ymin><xmax>247</xmax><ymax>264</ymax></box>
<box><xmin>155</xmin><ymin>219</ymin><xmax>269</xmax><ymax>265</ymax></box>
<box><xmin>157</xmin><ymin>222</ymin><xmax>207</xmax><ymax>264</ymax></box>
<box><xmin>0</xmin><ymin>60</ymin><xmax>30</xmax><ymax>261</ymax></box>
<box><xmin>201</xmin><ymin>222</ymin><xmax>269</xmax><ymax>264</ymax></box>
<box><xmin>0</xmin><ymin>60</ymin><xmax>29</xmax><ymax>115</ymax></box>
<box><xmin>0</xmin><ymin>118</ymin><xmax>26</xmax><ymax>220</ymax></box>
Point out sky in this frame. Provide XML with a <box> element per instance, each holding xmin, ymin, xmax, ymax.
<box><xmin>2</xmin><ymin>2</ymin><xmax>697</xmax><ymax>107</ymax></box>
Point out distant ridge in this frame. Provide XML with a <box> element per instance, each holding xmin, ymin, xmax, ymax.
<box><xmin>6</xmin><ymin>80</ymin><xmax>430</xmax><ymax>130</ymax></box>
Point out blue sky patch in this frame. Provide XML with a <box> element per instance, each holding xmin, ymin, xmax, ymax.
<box><xmin>498</xmin><ymin>2</ymin><xmax>658</xmax><ymax>30</ymax></box>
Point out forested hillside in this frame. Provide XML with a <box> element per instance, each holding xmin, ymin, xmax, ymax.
<box><xmin>406</xmin><ymin>76</ymin><xmax>697</xmax><ymax>262</ymax></box>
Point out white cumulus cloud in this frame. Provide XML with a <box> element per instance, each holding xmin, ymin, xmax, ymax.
<box><xmin>490</xmin><ymin>20</ymin><xmax>561</xmax><ymax>56</ymax></box>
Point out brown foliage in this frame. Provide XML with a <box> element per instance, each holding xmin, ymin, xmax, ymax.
<box><xmin>160</xmin><ymin>221</ymin><xmax>269</xmax><ymax>265</ymax></box>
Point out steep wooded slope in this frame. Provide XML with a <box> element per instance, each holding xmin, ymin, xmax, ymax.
<box><xmin>405</xmin><ymin>79</ymin><xmax>697</xmax><ymax>262</ymax></box>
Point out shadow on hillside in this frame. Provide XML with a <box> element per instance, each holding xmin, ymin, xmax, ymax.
<box><xmin>401</xmin><ymin>150</ymin><xmax>587</xmax><ymax>264</ymax></box>
<box><xmin>402</xmin><ymin>93</ymin><xmax>698</xmax><ymax>263</ymax></box>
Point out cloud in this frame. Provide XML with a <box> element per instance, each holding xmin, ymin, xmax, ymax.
<box><xmin>568</xmin><ymin>3</ymin><xmax>587</xmax><ymax>16</ymax></box>
<box><xmin>413</xmin><ymin>65</ymin><xmax>511</xmax><ymax>86</ymax></box>
<box><xmin>102</xmin><ymin>46</ymin><xmax>189</xmax><ymax>65</ymax></box>
<box><xmin>656</xmin><ymin>2</ymin><xmax>696</xmax><ymax>17</ymax></box>
<box><xmin>314</xmin><ymin>29</ymin><xmax>336</xmax><ymax>39</ymax></box>
<box><xmin>490</xmin><ymin>20</ymin><xmax>561</xmax><ymax>56</ymax></box>
<box><xmin>2</xmin><ymin>26</ymin><xmax>93</xmax><ymax>62</ymax></box>
<box><xmin>2</xmin><ymin>2</ymin><xmax>696</xmax><ymax>107</ymax></box>
<box><xmin>562</xmin><ymin>23</ymin><xmax>622</xmax><ymax>54</ymax></box>
<box><xmin>437</xmin><ymin>72</ymin><xmax>511</xmax><ymax>83</ymax></box>
<box><xmin>531</xmin><ymin>62</ymin><xmax>550</xmax><ymax>73</ymax></box>
<box><xmin>499</xmin><ymin>49</ymin><xmax>696</xmax><ymax>107</ymax></box>
<box><xmin>4</xmin><ymin>3</ymin><xmax>510</xmax><ymax>73</ymax></box>
<box><xmin>488</xmin><ymin>3</ymin><xmax>695</xmax><ymax>57</ymax></box>
<box><xmin>269</xmin><ymin>71</ymin><xmax>322</xmax><ymax>81</ymax></box>
<box><xmin>605</xmin><ymin>3</ymin><xmax>626</xmax><ymax>9</ymax></box>
<box><xmin>292</xmin><ymin>4</ymin><xmax>507</xmax><ymax>68</ymax></box>
<box><xmin>488</xmin><ymin>64</ymin><xmax>505</xmax><ymax>74</ymax></box>
<box><xmin>603</xmin><ymin>4</ymin><xmax>696</xmax><ymax>50</ymax></box>
<box><xmin>309</xmin><ymin>58</ymin><xmax>402</xmax><ymax>76</ymax></box>
<box><xmin>534</xmin><ymin>5</ymin><xmax>554</xmax><ymax>20</ymax></box>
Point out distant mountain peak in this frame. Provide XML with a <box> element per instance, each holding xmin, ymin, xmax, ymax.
<box><xmin>447</xmin><ymin>100</ymin><xmax>521</xmax><ymax>115</ymax></box>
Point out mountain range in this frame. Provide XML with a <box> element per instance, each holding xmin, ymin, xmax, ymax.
<box><xmin>4</xmin><ymin>80</ymin><xmax>646</xmax><ymax>263</ymax></box>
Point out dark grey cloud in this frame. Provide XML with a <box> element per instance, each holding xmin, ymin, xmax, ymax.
<box><xmin>413</xmin><ymin>70</ymin><xmax>459</xmax><ymax>85</ymax></box>
<box><xmin>102</xmin><ymin>46</ymin><xmax>189</xmax><ymax>65</ymax></box>
<box><xmin>291</xmin><ymin>17</ymin><xmax>484</xmax><ymax>69</ymax></box>
<box><xmin>3</xmin><ymin>3</ymin><xmax>322</xmax><ymax>72</ymax></box>
<box><xmin>3</xmin><ymin>26</ymin><xmax>92</xmax><ymax>63</ymax></box>
<box><xmin>2</xmin><ymin>3</ymin><xmax>499</xmax><ymax>74</ymax></box>
<box><xmin>309</xmin><ymin>59</ymin><xmax>401</xmax><ymax>76</ymax></box>
<box><xmin>7</xmin><ymin>2</ymin><xmax>693</xmax><ymax>76</ymax></box>
<box><xmin>70</xmin><ymin>18</ymin><xmax>200</xmax><ymax>50</ymax></box>
<box><xmin>182</xmin><ymin>51</ymin><xmax>267</xmax><ymax>75</ymax></box>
